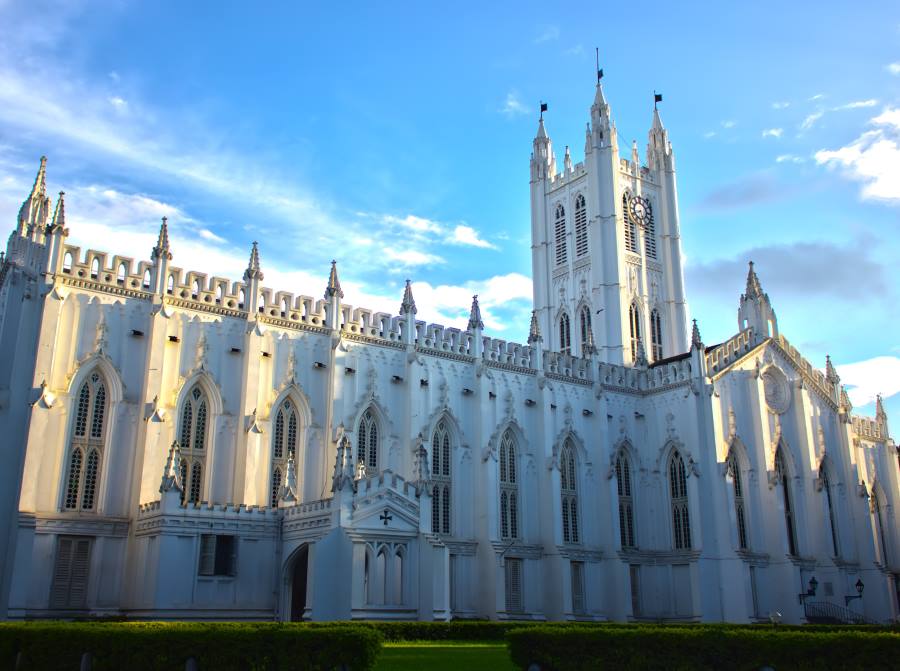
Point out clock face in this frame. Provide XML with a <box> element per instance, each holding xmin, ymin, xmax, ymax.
<box><xmin>629</xmin><ymin>196</ymin><xmax>649</xmax><ymax>225</ymax></box>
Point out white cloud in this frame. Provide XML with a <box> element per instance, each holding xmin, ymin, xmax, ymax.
<box><xmin>383</xmin><ymin>214</ymin><xmax>443</xmax><ymax>234</ymax></box>
<box><xmin>836</xmin><ymin>356</ymin><xmax>900</xmax><ymax>408</ymax></box>
<box><xmin>108</xmin><ymin>96</ymin><xmax>127</xmax><ymax>109</ymax></box>
<box><xmin>800</xmin><ymin>111</ymin><xmax>824</xmax><ymax>131</ymax></box>
<box><xmin>832</xmin><ymin>99</ymin><xmax>878</xmax><ymax>111</ymax></box>
<box><xmin>564</xmin><ymin>45</ymin><xmax>585</xmax><ymax>57</ymax></box>
<box><xmin>762</xmin><ymin>128</ymin><xmax>783</xmax><ymax>138</ymax></box>
<box><xmin>775</xmin><ymin>154</ymin><xmax>804</xmax><ymax>164</ymax></box>
<box><xmin>814</xmin><ymin>106</ymin><xmax>900</xmax><ymax>202</ymax></box>
<box><xmin>771</xmin><ymin>101</ymin><xmax>790</xmax><ymax>110</ymax></box>
<box><xmin>886</xmin><ymin>63</ymin><xmax>900</xmax><ymax>75</ymax></box>
<box><xmin>198</xmin><ymin>228</ymin><xmax>226</xmax><ymax>243</ymax></box>
<box><xmin>382</xmin><ymin>247</ymin><xmax>445</xmax><ymax>268</ymax></box>
<box><xmin>809</xmin><ymin>93</ymin><xmax>825</xmax><ymax>101</ymax></box>
<box><xmin>721</xmin><ymin>120</ymin><xmax>736</xmax><ymax>129</ymax></box>
<box><xmin>534</xmin><ymin>25</ymin><xmax>560</xmax><ymax>44</ymax></box>
<box><xmin>500</xmin><ymin>91</ymin><xmax>529</xmax><ymax>118</ymax></box>
<box><xmin>448</xmin><ymin>224</ymin><xmax>496</xmax><ymax>249</ymax></box>
<box><xmin>703</xmin><ymin>131</ymin><xmax>717</xmax><ymax>139</ymax></box>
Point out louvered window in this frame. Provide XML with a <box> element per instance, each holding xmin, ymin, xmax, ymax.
<box><xmin>616</xmin><ymin>453</ymin><xmax>635</xmax><ymax>548</ymax></box>
<box><xmin>505</xmin><ymin>557</ymin><xmax>523</xmax><ymax>613</ymax></box>
<box><xmin>499</xmin><ymin>430</ymin><xmax>519</xmax><ymax>540</ymax></box>
<box><xmin>669</xmin><ymin>451</ymin><xmax>691</xmax><ymax>550</ymax></box>
<box><xmin>560</xmin><ymin>440</ymin><xmax>579</xmax><ymax>544</ymax></box>
<box><xmin>271</xmin><ymin>399</ymin><xmax>299</xmax><ymax>507</ymax></box>
<box><xmin>629</xmin><ymin>304</ymin><xmax>642</xmax><ymax>362</ymax></box>
<box><xmin>559</xmin><ymin>313</ymin><xmax>571</xmax><ymax>356</ymax></box>
<box><xmin>198</xmin><ymin>534</ymin><xmax>237</xmax><ymax>576</ymax></box>
<box><xmin>178</xmin><ymin>385</ymin><xmax>209</xmax><ymax>504</ymax></box>
<box><xmin>644</xmin><ymin>201</ymin><xmax>657</xmax><ymax>259</ymax></box>
<box><xmin>50</xmin><ymin>536</ymin><xmax>92</xmax><ymax>609</ymax></box>
<box><xmin>650</xmin><ymin>309</ymin><xmax>663</xmax><ymax>361</ymax></box>
<box><xmin>579</xmin><ymin>306</ymin><xmax>593</xmax><ymax>357</ymax></box>
<box><xmin>431</xmin><ymin>421</ymin><xmax>452</xmax><ymax>535</ymax></box>
<box><xmin>554</xmin><ymin>204</ymin><xmax>567</xmax><ymax>266</ymax></box>
<box><xmin>571</xmin><ymin>561</ymin><xmax>585</xmax><ymax>614</ymax></box>
<box><xmin>357</xmin><ymin>408</ymin><xmax>378</xmax><ymax>474</ymax></box>
<box><xmin>64</xmin><ymin>372</ymin><xmax>107</xmax><ymax>511</ymax></box>
<box><xmin>574</xmin><ymin>194</ymin><xmax>588</xmax><ymax>257</ymax></box>
<box><xmin>729</xmin><ymin>456</ymin><xmax>748</xmax><ymax>550</ymax></box>
<box><xmin>623</xmin><ymin>194</ymin><xmax>638</xmax><ymax>253</ymax></box>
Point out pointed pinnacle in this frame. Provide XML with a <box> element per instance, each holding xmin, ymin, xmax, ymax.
<box><xmin>536</xmin><ymin>117</ymin><xmax>548</xmax><ymax>140</ymax></box>
<box><xmin>325</xmin><ymin>259</ymin><xmax>343</xmax><ymax>299</ymax></box>
<box><xmin>744</xmin><ymin>261</ymin><xmax>764</xmax><ymax>299</ymax></box>
<box><xmin>400</xmin><ymin>279</ymin><xmax>417</xmax><ymax>315</ymax></box>
<box><xmin>152</xmin><ymin>216</ymin><xmax>172</xmax><ymax>260</ymax></box>
<box><xmin>876</xmin><ymin>394</ymin><xmax>886</xmax><ymax>419</ymax></box>
<box><xmin>651</xmin><ymin>107</ymin><xmax>664</xmax><ymax>132</ymax></box>
<box><xmin>825</xmin><ymin>355</ymin><xmax>839</xmax><ymax>384</ymax></box>
<box><xmin>49</xmin><ymin>191</ymin><xmax>66</xmax><ymax>231</ymax></box>
<box><xmin>245</xmin><ymin>240</ymin><xmax>264</xmax><ymax>281</ymax></box>
<box><xmin>467</xmin><ymin>294</ymin><xmax>484</xmax><ymax>331</ymax></box>
<box><xmin>691</xmin><ymin>318</ymin><xmax>703</xmax><ymax>350</ymax></box>
<box><xmin>31</xmin><ymin>156</ymin><xmax>48</xmax><ymax>199</ymax></box>
<box><xmin>528</xmin><ymin>309</ymin><xmax>542</xmax><ymax>343</ymax></box>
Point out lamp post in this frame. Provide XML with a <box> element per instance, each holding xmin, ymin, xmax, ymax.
<box><xmin>798</xmin><ymin>576</ymin><xmax>818</xmax><ymax>604</ymax></box>
<box><xmin>844</xmin><ymin>579</ymin><xmax>864</xmax><ymax>606</ymax></box>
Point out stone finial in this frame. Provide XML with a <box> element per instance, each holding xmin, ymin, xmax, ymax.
<box><xmin>535</xmin><ymin>117</ymin><xmax>548</xmax><ymax>140</ymax></box>
<box><xmin>151</xmin><ymin>216</ymin><xmax>172</xmax><ymax>261</ymax></box>
<box><xmin>527</xmin><ymin>310</ymin><xmax>542</xmax><ymax>344</ymax></box>
<box><xmin>244</xmin><ymin>241</ymin><xmax>264</xmax><ymax>281</ymax></box>
<box><xmin>49</xmin><ymin>191</ymin><xmax>67</xmax><ymax>232</ymax></box>
<box><xmin>564</xmin><ymin>145</ymin><xmax>573</xmax><ymax>173</ymax></box>
<box><xmin>159</xmin><ymin>441</ymin><xmax>183</xmax><ymax>493</ymax></box>
<box><xmin>840</xmin><ymin>385</ymin><xmax>852</xmax><ymax>412</ymax></box>
<box><xmin>467</xmin><ymin>295</ymin><xmax>484</xmax><ymax>331</ymax></box>
<box><xmin>691</xmin><ymin>318</ymin><xmax>703</xmax><ymax>350</ymax></box>
<box><xmin>634</xmin><ymin>339</ymin><xmax>648</xmax><ymax>368</ymax></box>
<box><xmin>631</xmin><ymin>139</ymin><xmax>639</xmax><ymax>165</ymax></box>
<box><xmin>825</xmin><ymin>355</ymin><xmax>840</xmax><ymax>384</ymax></box>
<box><xmin>325</xmin><ymin>260</ymin><xmax>343</xmax><ymax>299</ymax></box>
<box><xmin>280</xmin><ymin>452</ymin><xmax>298</xmax><ymax>504</ymax></box>
<box><xmin>400</xmin><ymin>279</ymin><xmax>417</xmax><ymax>315</ymax></box>
<box><xmin>582</xmin><ymin>320</ymin><xmax>596</xmax><ymax>357</ymax></box>
<box><xmin>876</xmin><ymin>394</ymin><xmax>887</xmax><ymax>420</ymax></box>
<box><xmin>744</xmin><ymin>261</ymin><xmax>764</xmax><ymax>300</ymax></box>
<box><xmin>94</xmin><ymin>313</ymin><xmax>109</xmax><ymax>354</ymax></box>
<box><xmin>414</xmin><ymin>436</ymin><xmax>431</xmax><ymax>493</ymax></box>
<box><xmin>331</xmin><ymin>435</ymin><xmax>354</xmax><ymax>492</ymax></box>
<box><xmin>18</xmin><ymin>156</ymin><xmax>51</xmax><ymax>232</ymax></box>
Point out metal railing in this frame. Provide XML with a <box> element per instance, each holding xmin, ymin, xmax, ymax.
<box><xmin>804</xmin><ymin>600</ymin><xmax>878</xmax><ymax>625</ymax></box>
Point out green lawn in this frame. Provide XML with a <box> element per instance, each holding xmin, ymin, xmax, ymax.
<box><xmin>375</xmin><ymin>641</ymin><xmax>518</xmax><ymax>671</ymax></box>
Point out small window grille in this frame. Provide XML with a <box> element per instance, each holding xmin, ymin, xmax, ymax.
<box><xmin>669</xmin><ymin>451</ymin><xmax>691</xmax><ymax>550</ymax></box>
<box><xmin>616</xmin><ymin>453</ymin><xmax>635</xmax><ymax>548</ymax></box>
<box><xmin>560</xmin><ymin>440</ymin><xmax>579</xmax><ymax>544</ymax></box>
<box><xmin>629</xmin><ymin>304</ymin><xmax>642</xmax><ymax>361</ymax></box>
<box><xmin>358</xmin><ymin>408</ymin><xmax>378</xmax><ymax>473</ymax></box>
<box><xmin>505</xmin><ymin>557</ymin><xmax>523</xmax><ymax>613</ymax></box>
<box><xmin>644</xmin><ymin>201</ymin><xmax>657</xmax><ymax>259</ymax></box>
<box><xmin>623</xmin><ymin>195</ymin><xmax>638</xmax><ymax>253</ymax></box>
<box><xmin>198</xmin><ymin>534</ymin><xmax>237</xmax><ymax>576</ymax></box>
<box><xmin>559</xmin><ymin>313</ymin><xmax>571</xmax><ymax>356</ymax></box>
<box><xmin>650</xmin><ymin>309</ymin><xmax>663</xmax><ymax>361</ymax></box>
<box><xmin>64</xmin><ymin>372</ymin><xmax>107</xmax><ymax>512</ymax></box>
<box><xmin>554</xmin><ymin>204</ymin><xmax>567</xmax><ymax>266</ymax></box>
<box><xmin>571</xmin><ymin>561</ymin><xmax>585</xmax><ymax>614</ymax></box>
<box><xmin>574</xmin><ymin>194</ymin><xmax>588</xmax><ymax>257</ymax></box>
<box><xmin>629</xmin><ymin>564</ymin><xmax>641</xmax><ymax>616</ymax></box>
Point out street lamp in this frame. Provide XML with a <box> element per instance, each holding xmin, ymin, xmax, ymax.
<box><xmin>798</xmin><ymin>576</ymin><xmax>818</xmax><ymax>604</ymax></box>
<box><xmin>845</xmin><ymin>579</ymin><xmax>865</xmax><ymax>606</ymax></box>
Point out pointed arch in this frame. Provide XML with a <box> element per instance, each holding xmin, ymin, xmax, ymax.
<box><xmin>629</xmin><ymin>302</ymin><xmax>642</xmax><ymax>361</ymax></box>
<box><xmin>669</xmin><ymin>448</ymin><xmax>691</xmax><ymax>550</ymax></box>
<box><xmin>622</xmin><ymin>192</ymin><xmax>639</xmax><ymax>254</ymax></box>
<box><xmin>817</xmin><ymin>457</ymin><xmax>840</xmax><ymax>557</ymax></box>
<box><xmin>577</xmin><ymin>302</ymin><xmax>593</xmax><ymax>357</ymax></box>
<box><xmin>643</xmin><ymin>199</ymin><xmax>657</xmax><ymax>259</ymax></box>
<box><xmin>499</xmin><ymin>427</ymin><xmax>520</xmax><ymax>540</ymax></box>
<box><xmin>431</xmin><ymin>415</ymin><xmax>455</xmax><ymax>535</ymax></box>
<box><xmin>614</xmin><ymin>443</ymin><xmax>636</xmax><ymax>549</ymax></box>
<box><xmin>774</xmin><ymin>443</ymin><xmax>798</xmax><ymax>556</ymax></box>
<box><xmin>175</xmin><ymin>373</ymin><xmax>221</xmax><ymax>504</ymax></box>
<box><xmin>554</xmin><ymin>202</ymin><xmax>567</xmax><ymax>266</ymax></box>
<box><xmin>726</xmin><ymin>439</ymin><xmax>751</xmax><ymax>550</ymax></box>
<box><xmin>270</xmin><ymin>390</ymin><xmax>308</xmax><ymax>508</ymax></box>
<box><xmin>574</xmin><ymin>193</ymin><xmax>588</xmax><ymax>257</ymax></box>
<box><xmin>870</xmin><ymin>481</ymin><xmax>891</xmax><ymax>566</ymax></box>
<box><xmin>560</xmin><ymin>438</ymin><xmax>580</xmax><ymax>544</ymax></box>
<box><xmin>558</xmin><ymin>311</ymin><xmax>572</xmax><ymax>356</ymax></box>
<box><xmin>649</xmin><ymin>307</ymin><xmax>663</xmax><ymax>361</ymax></box>
<box><xmin>356</xmin><ymin>405</ymin><xmax>381</xmax><ymax>475</ymax></box>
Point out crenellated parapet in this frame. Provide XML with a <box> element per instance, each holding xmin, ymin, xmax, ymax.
<box><xmin>851</xmin><ymin>415</ymin><xmax>888</xmax><ymax>443</ymax></box>
<box><xmin>705</xmin><ymin>328</ymin><xmax>756</xmax><ymax>375</ymax></box>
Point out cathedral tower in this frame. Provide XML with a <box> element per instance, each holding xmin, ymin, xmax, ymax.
<box><xmin>530</xmin><ymin>81</ymin><xmax>689</xmax><ymax>365</ymax></box>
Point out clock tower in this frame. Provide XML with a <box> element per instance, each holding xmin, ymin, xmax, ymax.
<box><xmin>530</xmin><ymin>81</ymin><xmax>689</xmax><ymax>366</ymax></box>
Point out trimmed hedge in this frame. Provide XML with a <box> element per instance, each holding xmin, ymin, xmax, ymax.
<box><xmin>506</xmin><ymin>625</ymin><xmax>900</xmax><ymax>671</ymax></box>
<box><xmin>0</xmin><ymin>622</ymin><xmax>382</xmax><ymax>671</ymax></box>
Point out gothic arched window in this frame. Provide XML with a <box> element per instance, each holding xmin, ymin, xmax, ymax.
<box><xmin>559</xmin><ymin>312</ymin><xmax>571</xmax><ymax>356</ymax></box>
<box><xmin>623</xmin><ymin>194</ymin><xmax>638</xmax><ymax>254</ymax></box>
<box><xmin>728</xmin><ymin>453</ymin><xmax>748</xmax><ymax>550</ymax></box>
<box><xmin>560</xmin><ymin>440</ymin><xmax>579</xmax><ymax>544</ymax></box>
<box><xmin>574</xmin><ymin>194</ymin><xmax>588</xmax><ymax>257</ymax></box>
<box><xmin>554</xmin><ymin>204</ymin><xmax>567</xmax><ymax>266</ymax></box>
<box><xmin>872</xmin><ymin>491</ymin><xmax>890</xmax><ymax>566</ymax></box>
<box><xmin>820</xmin><ymin>466</ymin><xmax>839</xmax><ymax>556</ymax></box>
<box><xmin>431</xmin><ymin>420</ymin><xmax>452</xmax><ymax>535</ymax></box>
<box><xmin>64</xmin><ymin>371</ymin><xmax>108</xmax><ymax>511</ymax></box>
<box><xmin>644</xmin><ymin>200</ymin><xmax>657</xmax><ymax>259</ymax></box>
<box><xmin>271</xmin><ymin>399</ymin><xmax>300</xmax><ymax>507</ymax></box>
<box><xmin>775</xmin><ymin>448</ymin><xmax>797</xmax><ymax>556</ymax></box>
<box><xmin>357</xmin><ymin>408</ymin><xmax>378</xmax><ymax>474</ymax></box>
<box><xmin>650</xmin><ymin>309</ymin><xmax>663</xmax><ymax>361</ymax></box>
<box><xmin>90</xmin><ymin>257</ymin><xmax>100</xmax><ymax>279</ymax></box>
<box><xmin>178</xmin><ymin>385</ymin><xmax>208</xmax><ymax>504</ymax></box>
<box><xmin>579</xmin><ymin>306</ymin><xmax>593</xmax><ymax>357</ymax></box>
<box><xmin>616</xmin><ymin>451</ymin><xmax>635</xmax><ymax>548</ymax></box>
<box><xmin>499</xmin><ymin>429</ymin><xmax>519</xmax><ymax>540</ymax></box>
<box><xmin>142</xmin><ymin>269</ymin><xmax>151</xmax><ymax>289</ymax></box>
<box><xmin>669</xmin><ymin>450</ymin><xmax>691</xmax><ymax>550</ymax></box>
<box><xmin>629</xmin><ymin>303</ymin><xmax>642</xmax><ymax>361</ymax></box>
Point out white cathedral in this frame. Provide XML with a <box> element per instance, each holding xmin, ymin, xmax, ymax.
<box><xmin>0</xmin><ymin>81</ymin><xmax>897</xmax><ymax>625</ymax></box>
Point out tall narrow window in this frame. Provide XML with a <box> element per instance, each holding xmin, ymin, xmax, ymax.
<box><xmin>271</xmin><ymin>399</ymin><xmax>300</xmax><ymax>507</ymax></box>
<box><xmin>559</xmin><ymin>313</ymin><xmax>571</xmax><ymax>356</ymax></box>
<box><xmin>554</xmin><ymin>204</ymin><xmax>567</xmax><ymax>265</ymax></box>
<box><xmin>650</xmin><ymin>309</ymin><xmax>663</xmax><ymax>361</ymax></box>
<box><xmin>629</xmin><ymin>303</ymin><xmax>642</xmax><ymax>361</ymax></box>
<box><xmin>873</xmin><ymin>492</ymin><xmax>890</xmax><ymax>566</ymax></box>
<box><xmin>616</xmin><ymin>452</ymin><xmax>635</xmax><ymax>548</ymax></box>
<box><xmin>644</xmin><ymin>201</ymin><xmax>657</xmax><ymax>259</ymax></box>
<box><xmin>357</xmin><ymin>408</ymin><xmax>378</xmax><ymax>474</ymax></box>
<box><xmin>579</xmin><ymin>306</ymin><xmax>593</xmax><ymax>357</ymax></box>
<box><xmin>775</xmin><ymin>449</ymin><xmax>797</xmax><ymax>556</ymax></box>
<box><xmin>571</xmin><ymin>561</ymin><xmax>585</xmax><ymax>614</ymax></box>
<box><xmin>431</xmin><ymin>420</ymin><xmax>452</xmax><ymax>535</ymax></box>
<box><xmin>821</xmin><ymin>467</ymin><xmax>839</xmax><ymax>556</ymax></box>
<box><xmin>50</xmin><ymin>536</ymin><xmax>92</xmax><ymax>609</ymax></box>
<box><xmin>499</xmin><ymin>429</ymin><xmax>519</xmax><ymax>540</ymax></box>
<box><xmin>560</xmin><ymin>440</ymin><xmax>579</xmax><ymax>544</ymax></box>
<box><xmin>64</xmin><ymin>372</ymin><xmax>107</xmax><ymax>511</ymax></box>
<box><xmin>90</xmin><ymin>257</ymin><xmax>100</xmax><ymax>279</ymax></box>
<box><xmin>178</xmin><ymin>385</ymin><xmax>208</xmax><ymax>504</ymax></box>
<box><xmin>729</xmin><ymin>455</ymin><xmax>748</xmax><ymax>550</ymax></box>
<box><xmin>623</xmin><ymin>194</ymin><xmax>638</xmax><ymax>253</ymax></box>
<box><xmin>574</xmin><ymin>194</ymin><xmax>588</xmax><ymax>257</ymax></box>
<box><xmin>505</xmin><ymin>557</ymin><xmax>523</xmax><ymax>614</ymax></box>
<box><xmin>669</xmin><ymin>450</ymin><xmax>691</xmax><ymax>550</ymax></box>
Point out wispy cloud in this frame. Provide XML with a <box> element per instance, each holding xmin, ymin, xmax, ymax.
<box><xmin>500</xmin><ymin>91</ymin><xmax>529</xmax><ymax>118</ymax></box>
<box><xmin>800</xmin><ymin>111</ymin><xmax>824</xmax><ymax>131</ymax></box>
<box><xmin>696</xmin><ymin>173</ymin><xmax>783</xmax><ymax>212</ymax></box>
<box><xmin>814</xmin><ymin>107</ymin><xmax>900</xmax><ymax>202</ymax></box>
<box><xmin>771</xmin><ymin>101</ymin><xmax>790</xmax><ymax>110</ymax></box>
<box><xmin>832</xmin><ymin>99</ymin><xmax>878</xmax><ymax>111</ymax></box>
<box><xmin>107</xmin><ymin>96</ymin><xmax>127</xmax><ymax>110</ymax></box>
<box><xmin>809</xmin><ymin>93</ymin><xmax>825</xmax><ymax>101</ymax></box>
<box><xmin>762</xmin><ymin>128</ymin><xmax>783</xmax><ymax>138</ymax></box>
<box><xmin>775</xmin><ymin>154</ymin><xmax>804</xmax><ymax>164</ymax></box>
<box><xmin>564</xmin><ymin>44</ymin><xmax>585</xmax><ymax>57</ymax></box>
<box><xmin>534</xmin><ymin>24</ymin><xmax>560</xmax><ymax>44</ymax></box>
<box><xmin>703</xmin><ymin>131</ymin><xmax>717</xmax><ymax>139</ymax></box>
<box><xmin>721</xmin><ymin>120</ymin><xmax>737</xmax><ymax>129</ymax></box>
<box><xmin>886</xmin><ymin>63</ymin><xmax>900</xmax><ymax>75</ymax></box>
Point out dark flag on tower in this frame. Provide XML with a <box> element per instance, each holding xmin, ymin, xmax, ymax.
<box><xmin>539</xmin><ymin>102</ymin><xmax>548</xmax><ymax>120</ymax></box>
<box><xmin>654</xmin><ymin>92</ymin><xmax>663</xmax><ymax>108</ymax></box>
<box><xmin>595</xmin><ymin>47</ymin><xmax>603</xmax><ymax>82</ymax></box>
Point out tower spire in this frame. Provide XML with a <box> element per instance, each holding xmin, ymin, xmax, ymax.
<box><xmin>467</xmin><ymin>295</ymin><xmax>484</xmax><ymax>331</ymax></box>
<box><xmin>691</xmin><ymin>318</ymin><xmax>703</xmax><ymax>350</ymax></box>
<box><xmin>825</xmin><ymin>355</ymin><xmax>840</xmax><ymax>384</ymax></box>
<box><xmin>528</xmin><ymin>309</ymin><xmax>542</xmax><ymax>344</ymax></box>
<box><xmin>399</xmin><ymin>279</ymin><xmax>417</xmax><ymax>315</ymax></box>
<box><xmin>744</xmin><ymin>261</ymin><xmax>764</xmax><ymax>299</ymax></box>
<box><xmin>18</xmin><ymin>156</ymin><xmax>51</xmax><ymax>235</ymax></box>
<box><xmin>49</xmin><ymin>191</ymin><xmax>66</xmax><ymax>232</ymax></box>
<box><xmin>244</xmin><ymin>241</ymin><xmax>264</xmax><ymax>281</ymax></box>
<box><xmin>325</xmin><ymin>260</ymin><xmax>343</xmax><ymax>299</ymax></box>
<box><xmin>738</xmin><ymin>261</ymin><xmax>778</xmax><ymax>342</ymax></box>
<box><xmin>151</xmin><ymin>217</ymin><xmax>172</xmax><ymax>260</ymax></box>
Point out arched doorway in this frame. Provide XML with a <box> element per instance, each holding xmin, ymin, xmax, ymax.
<box><xmin>288</xmin><ymin>545</ymin><xmax>309</xmax><ymax>621</ymax></box>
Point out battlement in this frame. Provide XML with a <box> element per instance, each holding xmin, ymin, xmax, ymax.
<box><xmin>851</xmin><ymin>415</ymin><xmax>888</xmax><ymax>442</ymax></box>
<box><xmin>774</xmin><ymin>334</ymin><xmax>838</xmax><ymax>407</ymax></box>
<box><xmin>138</xmin><ymin>498</ymin><xmax>282</xmax><ymax>518</ymax></box>
<box><xmin>548</xmin><ymin>161</ymin><xmax>588</xmax><ymax>190</ymax></box>
<box><xmin>598</xmin><ymin>355</ymin><xmax>693</xmax><ymax>394</ymax></box>
<box><xmin>706</xmin><ymin>328</ymin><xmax>756</xmax><ymax>375</ymax></box>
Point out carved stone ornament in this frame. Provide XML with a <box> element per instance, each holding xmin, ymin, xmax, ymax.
<box><xmin>762</xmin><ymin>366</ymin><xmax>791</xmax><ymax>414</ymax></box>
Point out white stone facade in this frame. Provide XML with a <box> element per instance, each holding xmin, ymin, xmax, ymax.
<box><xmin>0</xmin><ymin>85</ymin><xmax>897</xmax><ymax>624</ymax></box>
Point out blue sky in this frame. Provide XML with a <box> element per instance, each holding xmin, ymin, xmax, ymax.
<box><xmin>1</xmin><ymin>0</ymin><xmax>898</xmax><ymax>421</ymax></box>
